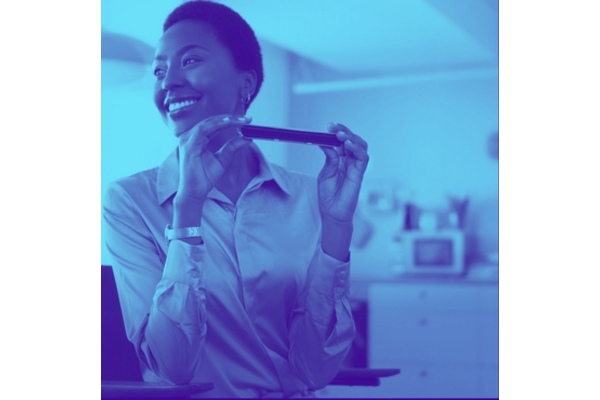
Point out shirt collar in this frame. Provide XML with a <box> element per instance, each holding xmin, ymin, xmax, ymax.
<box><xmin>156</xmin><ymin>142</ymin><xmax>292</xmax><ymax>205</ymax></box>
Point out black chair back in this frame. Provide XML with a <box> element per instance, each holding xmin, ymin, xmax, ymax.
<box><xmin>101</xmin><ymin>265</ymin><xmax>143</xmax><ymax>381</ymax></box>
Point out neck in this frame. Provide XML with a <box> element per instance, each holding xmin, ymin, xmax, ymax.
<box><xmin>215</xmin><ymin>144</ymin><xmax>259</xmax><ymax>204</ymax></box>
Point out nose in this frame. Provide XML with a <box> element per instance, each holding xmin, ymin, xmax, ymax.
<box><xmin>160</xmin><ymin>65</ymin><xmax>185</xmax><ymax>92</ymax></box>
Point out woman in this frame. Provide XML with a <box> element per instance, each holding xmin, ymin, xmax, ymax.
<box><xmin>102</xmin><ymin>0</ymin><xmax>370</xmax><ymax>397</ymax></box>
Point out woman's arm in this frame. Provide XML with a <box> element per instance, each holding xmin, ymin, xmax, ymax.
<box><xmin>103</xmin><ymin>182</ymin><xmax>207</xmax><ymax>385</ymax></box>
<box><xmin>288</xmin><ymin>122</ymin><xmax>369</xmax><ymax>389</ymax></box>
<box><xmin>287</xmin><ymin>245</ymin><xmax>356</xmax><ymax>389</ymax></box>
<box><xmin>103</xmin><ymin>115</ymin><xmax>252</xmax><ymax>384</ymax></box>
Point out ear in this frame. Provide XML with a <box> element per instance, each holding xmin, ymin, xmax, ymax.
<box><xmin>240</xmin><ymin>69</ymin><xmax>258</xmax><ymax>97</ymax></box>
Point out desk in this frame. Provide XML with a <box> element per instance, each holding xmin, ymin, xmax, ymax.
<box><xmin>101</xmin><ymin>381</ymin><xmax>214</xmax><ymax>399</ymax></box>
<box><xmin>101</xmin><ymin>369</ymin><xmax>399</xmax><ymax>399</ymax></box>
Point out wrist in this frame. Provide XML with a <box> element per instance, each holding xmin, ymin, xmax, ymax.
<box><xmin>321</xmin><ymin>214</ymin><xmax>353</xmax><ymax>262</ymax></box>
<box><xmin>174</xmin><ymin>192</ymin><xmax>207</xmax><ymax>207</ymax></box>
<box><xmin>173</xmin><ymin>195</ymin><xmax>205</xmax><ymax>231</ymax></box>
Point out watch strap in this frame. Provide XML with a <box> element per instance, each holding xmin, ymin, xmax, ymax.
<box><xmin>164</xmin><ymin>225</ymin><xmax>204</xmax><ymax>243</ymax></box>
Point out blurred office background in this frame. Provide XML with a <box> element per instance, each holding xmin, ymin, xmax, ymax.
<box><xmin>101</xmin><ymin>0</ymin><xmax>498</xmax><ymax>397</ymax></box>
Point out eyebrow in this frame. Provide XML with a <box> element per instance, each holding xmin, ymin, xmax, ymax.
<box><xmin>154</xmin><ymin>44</ymin><xmax>209</xmax><ymax>61</ymax></box>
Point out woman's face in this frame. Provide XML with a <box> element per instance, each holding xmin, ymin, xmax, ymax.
<box><xmin>153</xmin><ymin>20</ymin><xmax>252</xmax><ymax>137</ymax></box>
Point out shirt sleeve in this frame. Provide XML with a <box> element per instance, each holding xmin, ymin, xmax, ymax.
<box><xmin>102</xmin><ymin>182</ymin><xmax>207</xmax><ymax>385</ymax></box>
<box><xmin>287</xmin><ymin>245</ymin><xmax>356</xmax><ymax>389</ymax></box>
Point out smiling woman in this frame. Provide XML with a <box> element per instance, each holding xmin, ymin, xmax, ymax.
<box><xmin>101</xmin><ymin>0</ymin><xmax>370</xmax><ymax>398</ymax></box>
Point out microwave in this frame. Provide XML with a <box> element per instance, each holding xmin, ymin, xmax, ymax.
<box><xmin>397</xmin><ymin>230</ymin><xmax>465</xmax><ymax>276</ymax></box>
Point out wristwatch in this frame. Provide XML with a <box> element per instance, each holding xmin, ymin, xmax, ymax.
<box><xmin>164</xmin><ymin>225</ymin><xmax>204</xmax><ymax>244</ymax></box>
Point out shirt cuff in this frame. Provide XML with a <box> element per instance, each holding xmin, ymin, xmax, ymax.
<box><xmin>309</xmin><ymin>247</ymin><xmax>351</xmax><ymax>301</ymax></box>
<box><xmin>162</xmin><ymin>240</ymin><xmax>206</xmax><ymax>283</ymax></box>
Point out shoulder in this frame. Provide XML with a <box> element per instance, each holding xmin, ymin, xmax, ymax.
<box><xmin>103</xmin><ymin>167</ymin><xmax>160</xmax><ymax>212</ymax></box>
<box><xmin>268</xmin><ymin>164</ymin><xmax>320</xmax><ymax>209</ymax></box>
<box><xmin>270</xmin><ymin>163</ymin><xmax>317</xmax><ymax>193</ymax></box>
<box><xmin>268</xmin><ymin>163</ymin><xmax>320</xmax><ymax>220</ymax></box>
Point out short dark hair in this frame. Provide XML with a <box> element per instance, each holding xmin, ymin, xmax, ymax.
<box><xmin>163</xmin><ymin>0</ymin><xmax>264</xmax><ymax>110</ymax></box>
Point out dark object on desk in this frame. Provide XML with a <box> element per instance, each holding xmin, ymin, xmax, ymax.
<box><xmin>102</xmin><ymin>381</ymin><xmax>213</xmax><ymax>399</ymax></box>
<box><xmin>102</xmin><ymin>265</ymin><xmax>400</xmax><ymax>395</ymax></box>
<box><xmin>329</xmin><ymin>368</ymin><xmax>401</xmax><ymax>386</ymax></box>
<box><xmin>403</xmin><ymin>202</ymin><xmax>420</xmax><ymax>230</ymax></box>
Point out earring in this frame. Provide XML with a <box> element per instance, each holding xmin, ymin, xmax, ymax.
<box><xmin>241</xmin><ymin>93</ymin><xmax>251</xmax><ymax>105</ymax></box>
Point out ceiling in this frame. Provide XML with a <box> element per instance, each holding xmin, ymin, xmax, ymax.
<box><xmin>101</xmin><ymin>0</ymin><xmax>498</xmax><ymax>78</ymax></box>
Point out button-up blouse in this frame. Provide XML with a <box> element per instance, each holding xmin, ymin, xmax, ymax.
<box><xmin>102</xmin><ymin>144</ymin><xmax>355</xmax><ymax>397</ymax></box>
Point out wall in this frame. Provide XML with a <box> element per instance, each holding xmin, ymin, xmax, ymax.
<box><xmin>286</xmin><ymin>76</ymin><xmax>499</xmax><ymax>279</ymax></box>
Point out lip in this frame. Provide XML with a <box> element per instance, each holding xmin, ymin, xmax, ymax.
<box><xmin>163</xmin><ymin>95</ymin><xmax>202</xmax><ymax>118</ymax></box>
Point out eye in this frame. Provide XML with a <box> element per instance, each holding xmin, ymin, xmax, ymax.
<box><xmin>183</xmin><ymin>57</ymin><xmax>203</xmax><ymax>66</ymax></box>
<box><xmin>153</xmin><ymin>67</ymin><xmax>166</xmax><ymax>79</ymax></box>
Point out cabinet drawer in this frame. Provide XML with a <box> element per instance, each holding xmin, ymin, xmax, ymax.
<box><xmin>480</xmin><ymin>314</ymin><xmax>499</xmax><ymax>364</ymax></box>
<box><xmin>316</xmin><ymin>364</ymin><xmax>491</xmax><ymax>398</ymax></box>
<box><xmin>369</xmin><ymin>312</ymin><xmax>482</xmax><ymax>364</ymax></box>
<box><xmin>369</xmin><ymin>283</ymin><xmax>499</xmax><ymax>312</ymax></box>
<box><xmin>480</xmin><ymin>366</ymin><xmax>499</xmax><ymax>397</ymax></box>
<box><xmin>384</xmin><ymin>363</ymin><xmax>484</xmax><ymax>398</ymax></box>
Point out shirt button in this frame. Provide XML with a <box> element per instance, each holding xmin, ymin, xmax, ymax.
<box><xmin>190</xmin><ymin>269</ymin><xmax>200</xmax><ymax>278</ymax></box>
<box><xmin>192</xmin><ymin>252</ymin><xmax>202</xmax><ymax>262</ymax></box>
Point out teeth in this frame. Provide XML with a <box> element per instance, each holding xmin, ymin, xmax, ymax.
<box><xmin>168</xmin><ymin>99</ymin><xmax>199</xmax><ymax>113</ymax></box>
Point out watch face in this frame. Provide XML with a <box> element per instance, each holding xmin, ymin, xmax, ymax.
<box><xmin>187</xmin><ymin>227</ymin><xmax>202</xmax><ymax>237</ymax></box>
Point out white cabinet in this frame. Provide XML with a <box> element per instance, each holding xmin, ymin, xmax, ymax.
<box><xmin>368</xmin><ymin>282</ymin><xmax>498</xmax><ymax>398</ymax></box>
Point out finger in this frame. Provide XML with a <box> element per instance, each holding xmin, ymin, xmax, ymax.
<box><xmin>327</xmin><ymin>121</ymin><xmax>354</xmax><ymax>134</ymax></box>
<box><xmin>320</xmin><ymin>145</ymin><xmax>340</xmax><ymax>162</ymax></box>
<box><xmin>326</xmin><ymin>122</ymin><xmax>345</xmax><ymax>145</ymax></box>
<box><xmin>207</xmin><ymin>114</ymin><xmax>253</xmax><ymax>133</ymax></box>
<box><xmin>319</xmin><ymin>145</ymin><xmax>341</xmax><ymax>179</ymax></box>
<box><xmin>327</xmin><ymin>121</ymin><xmax>343</xmax><ymax>133</ymax></box>
<box><xmin>338</xmin><ymin>132</ymin><xmax>368</xmax><ymax>152</ymax></box>
<box><xmin>204</xmin><ymin>115</ymin><xmax>252</xmax><ymax>144</ymax></box>
<box><xmin>188</xmin><ymin>114</ymin><xmax>252</xmax><ymax>145</ymax></box>
<box><xmin>327</xmin><ymin>122</ymin><xmax>368</xmax><ymax>150</ymax></box>
<box><xmin>343</xmin><ymin>139</ymin><xmax>370</xmax><ymax>162</ymax></box>
<box><xmin>323</xmin><ymin>142</ymin><xmax>347</xmax><ymax>160</ymax></box>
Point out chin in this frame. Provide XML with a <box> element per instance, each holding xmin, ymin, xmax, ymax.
<box><xmin>169</xmin><ymin>120</ymin><xmax>196</xmax><ymax>138</ymax></box>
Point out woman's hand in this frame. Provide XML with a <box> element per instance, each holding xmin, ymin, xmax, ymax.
<box><xmin>318</xmin><ymin>122</ymin><xmax>369</xmax><ymax>222</ymax></box>
<box><xmin>176</xmin><ymin>114</ymin><xmax>252</xmax><ymax>203</ymax></box>
<box><xmin>318</xmin><ymin>122</ymin><xmax>369</xmax><ymax>260</ymax></box>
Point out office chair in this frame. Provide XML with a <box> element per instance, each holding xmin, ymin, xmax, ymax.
<box><xmin>101</xmin><ymin>265</ymin><xmax>399</xmax><ymax>398</ymax></box>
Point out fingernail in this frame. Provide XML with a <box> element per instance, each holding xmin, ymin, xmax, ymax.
<box><xmin>222</xmin><ymin>116</ymin><xmax>231</xmax><ymax>122</ymax></box>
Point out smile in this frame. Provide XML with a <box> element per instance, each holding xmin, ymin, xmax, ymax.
<box><xmin>165</xmin><ymin>97</ymin><xmax>202</xmax><ymax>116</ymax></box>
